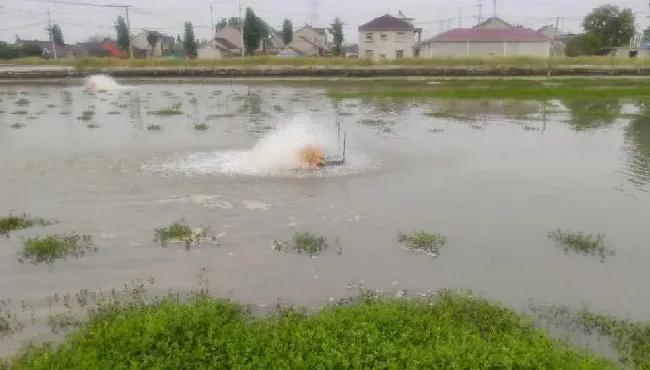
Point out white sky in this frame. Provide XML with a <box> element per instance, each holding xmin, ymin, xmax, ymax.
<box><xmin>0</xmin><ymin>0</ymin><xmax>648</xmax><ymax>44</ymax></box>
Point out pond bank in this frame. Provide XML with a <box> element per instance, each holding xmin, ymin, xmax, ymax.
<box><xmin>5</xmin><ymin>64</ymin><xmax>650</xmax><ymax>79</ymax></box>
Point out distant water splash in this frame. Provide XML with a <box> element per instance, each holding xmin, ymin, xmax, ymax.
<box><xmin>83</xmin><ymin>74</ymin><xmax>135</xmax><ymax>92</ymax></box>
<box><xmin>143</xmin><ymin>116</ymin><xmax>378</xmax><ymax>178</ymax></box>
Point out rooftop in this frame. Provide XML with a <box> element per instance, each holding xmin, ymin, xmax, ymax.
<box><xmin>358</xmin><ymin>14</ymin><xmax>415</xmax><ymax>31</ymax></box>
<box><xmin>424</xmin><ymin>27</ymin><xmax>548</xmax><ymax>43</ymax></box>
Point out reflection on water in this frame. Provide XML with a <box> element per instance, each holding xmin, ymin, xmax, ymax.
<box><xmin>3</xmin><ymin>85</ymin><xmax>650</xmax><ymax>355</ymax></box>
<box><xmin>622</xmin><ymin>101</ymin><xmax>650</xmax><ymax>191</ymax></box>
<box><xmin>561</xmin><ymin>99</ymin><xmax>622</xmax><ymax>131</ymax></box>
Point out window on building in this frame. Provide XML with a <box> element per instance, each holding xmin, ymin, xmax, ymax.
<box><xmin>364</xmin><ymin>50</ymin><xmax>374</xmax><ymax>58</ymax></box>
<box><xmin>365</xmin><ymin>33</ymin><xmax>373</xmax><ymax>41</ymax></box>
<box><xmin>396</xmin><ymin>32</ymin><xmax>404</xmax><ymax>41</ymax></box>
<box><xmin>396</xmin><ymin>50</ymin><xmax>404</xmax><ymax>58</ymax></box>
<box><xmin>380</xmin><ymin>33</ymin><xmax>388</xmax><ymax>41</ymax></box>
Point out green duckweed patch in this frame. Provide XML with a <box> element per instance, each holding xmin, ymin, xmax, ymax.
<box><xmin>273</xmin><ymin>232</ymin><xmax>328</xmax><ymax>257</ymax></box>
<box><xmin>18</xmin><ymin>233</ymin><xmax>96</xmax><ymax>265</ymax></box>
<box><xmin>0</xmin><ymin>212</ymin><xmax>51</xmax><ymax>236</ymax></box>
<box><xmin>397</xmin><ymin>230</ymin><xmax>447</xmax><ymax>257</ymax></box>
<box><xmin>547</xmin><ymin>229</ymin><xmax>614</xmax><ymax>262</ymax></box>
<box><xmin>2</xmin><ymin>290</ymin><xmax>617</xmax><ymax>370</ymax></box>
<box><xmin>327</xmin><ymin>80</ymin><xmax>650</xmax><ymax>100</ymax></box>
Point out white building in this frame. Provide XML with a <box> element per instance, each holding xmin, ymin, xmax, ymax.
<box><xmin>358</xmin><ymin>13</ymin><xmax>422</xmax><ymax>59</ymax></box>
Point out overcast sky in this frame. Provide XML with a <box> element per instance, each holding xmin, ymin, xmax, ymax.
<box><xmin>1</xmin><ymin>0</ymin><xmax>648</xmax><ymax>44</ymax></box>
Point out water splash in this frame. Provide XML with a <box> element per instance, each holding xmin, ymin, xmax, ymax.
<box><xmin>83</xmin><ymin>74</ymin><xmax>134</xmax><ymax>92</ymax></box>
<box><xmin>144</xmin><ymin>116</ymin><xmax>377</xmax><ymax>178</ymax></box>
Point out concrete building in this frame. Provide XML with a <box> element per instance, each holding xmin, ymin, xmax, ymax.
<box><xmin>419</xmin><ymin>17</ymin><xmax>551</xmax><ymax>58</ymax></box>
<box><xmin>358</xmin><ymin>13</ymin><xmax>422</xmax><ymax>59</ymax></box>
<box><xmin>285</xmin><ymin>25</ymin><xmax>328</xmax><ymax>56</ymax></box>
<box><xmin>131</xmin><ymin>30</ymin><xmax>175</xmax><ymax>58</ymax></box>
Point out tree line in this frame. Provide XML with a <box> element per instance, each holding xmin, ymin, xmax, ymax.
<box><xmin>112</xmin><ymin>7</ymin><xmax>345</xmax><ymax>58</ymax></box>
<box><xmin>565</xmin><ymin>4</ymin><xmax>637</xmax><ymax>56</ymax></box>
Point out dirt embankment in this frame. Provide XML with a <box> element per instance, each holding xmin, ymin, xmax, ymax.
<box><xmin>3</xmin><ymin>64</ymin><xmax>650</xmax><ymax>79</ymax></box>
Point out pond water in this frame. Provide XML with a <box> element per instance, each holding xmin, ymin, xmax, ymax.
<box><xmin>1</xmin><ymin>81</ymin><xmax>649</xmax><ymax>353</ymax></box>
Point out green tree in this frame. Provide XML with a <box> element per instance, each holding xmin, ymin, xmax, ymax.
<box><xmin>243</xmin><ymin>7</ymin><xmax>261</xmax><ymax>54</ymax></box>
<box><xmin>50</xmin><ymin>24</ymin><xmax>64</xmax><ymax>46</ymax></box>
<box><xmin>114</xmin><ymin>15</ymin><xmax>130</xmax><ymax>52</ymax></box>
<box><xmin>146</xmin><ymin>32</ymin><xmax>159</xmax><ymax>57</ymax></box>
<box><xmin>330</xmin><ymin>17</ymin><xmax>344</xmax><ymax>56</ymax></box>
<box><xmin>281</xmin><ymin>18</ymin><xmax>293</xmax><ymax>45</ymax></box>
<box><xmin>564</xmin><ymin>33</ymin><xmax>602</xmax><ymax>56</ymax></box>
<box><xmin>183</xmin><ymin>21</ymin><xmax>198</xmax><ymax>59</ymax></box>
<box><xmin>582</xmin><ymin>5</ymin><xmax>635</xmax><ymax>47</ymax></box>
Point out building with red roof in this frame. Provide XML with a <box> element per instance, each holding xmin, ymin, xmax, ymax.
<box><xmin>418</xmin><ymin>17</ymin><xmax>552</xmax><ymax>58</ymax></box>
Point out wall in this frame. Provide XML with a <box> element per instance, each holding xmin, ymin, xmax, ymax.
<box><xmin>215</xmin><ymin>27</ymin><xmax>243</xmax><ymax>49</ymax></box>
<box><xmin>420</xmin><ymin>40</ymin><xmax>550</xmax><ymax>57</ymax></box>
<box><xmin>294</xmin><ymin>27</ymin><xmax>327</xmax><ymax>48</ymax></box>
<box><xmin>358</xmin><ymin>30</ymin><xmax>414</xmax><ymax>59</ymax></box>
<box><xmin>197</xmin><ymin>44</ymin><xmax>224</xmax><ymax>59</ymax></box>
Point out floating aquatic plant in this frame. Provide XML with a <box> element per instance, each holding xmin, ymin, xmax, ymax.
<box><xmin>77</xmin><ymin>110</ymin><xmax>95</xmax><ymax>121</ymax></box>
<box><xmin>18</xmin><ymin>233</ymin><xmax>96</xmax><ymax>265</ymax></box>
<box><xmin>14</xmin><ymin>97</ymin><xmax>30</xmax><ymax>106</ymax></box>
<box><xmin>0</xmin><ymin>212</ymin><xmax>51</xmax><ymax>236</ymax></box>
<box><xmin>87</xmin><ymin>123</ymin><xmax>99</xmax><ymax>129</ymax></box>
<box><xmin>272</xmin><ymin>232</ymin><xmax>328</xmax><ymax>257</ymax></box>
<box><xmin>9</xmin><ymin>122</ymin><xmax>26</xmax><ymax>129</ymax></box>
<box><xmin>146</xmin><ymin>124</ymin><xmax>162</xmax><ymax>131</ymax></box>
<box><xmin>547</xmin><ymin>229</ymin><xmax>614</xmax><ymax>261</ymax></box>
<box><xmin>193</xmin><ymin>123</ymin><xmax>209</xmax><ymax>131</ymax></box>
<box><xmin>154</xmin><ymin>219</ymin><xmax>214</xmax><ymax>250</ymax></box>
<box><xmin>397</xmin><ymin>230</ymin><xmax>447</xmax><ymax>257</ymax></box>
<box><xmin>11</xmin><ymin>110</ymin><xmax>28</xmax><ymax>115</ymax></box>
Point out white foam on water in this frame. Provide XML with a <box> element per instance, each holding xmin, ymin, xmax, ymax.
<box><xmin>83</xmin><ymin>74</ymin><xmax>136</xmax><ymax>92</ymax></box>
<box><xmin>143</xmin><ymin>115</ymin><xmax>378</xmax><ymax>178</ymax></box>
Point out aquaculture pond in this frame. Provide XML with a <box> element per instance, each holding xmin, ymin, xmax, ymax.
<box><xmin>0</xmin><ymin>81</ymin><xmax>649</xmax><ymax>359</ymax></box>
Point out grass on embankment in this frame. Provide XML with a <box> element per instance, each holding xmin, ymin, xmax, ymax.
<box><xmin>327</xmin><ymin>78</ymin><xmax>650</xmax><ymax>100</ymax></box>
<box><xmin>2</xmin><ymin>291</ymin><xmax>617</xmax><ymax>370</ymax></box>
<box><xmin>7</xmin><ymin>56</ymin><xmax>650</xmax><ymax>68</ymax></box>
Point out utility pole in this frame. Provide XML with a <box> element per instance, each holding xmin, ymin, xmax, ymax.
<box><xmin>476</xmin><ymin>0</ymin><xmax>484</xmax><ymax>28</ymax></box>
<box><xmin>239</xmin><ymin>3</ymin><xmax>244</xmax><ymax>57</ymax></box>
<box><xmin>124</xmin><ymin>5</ymin><xmax>133</xmax><ymax>58</ymax></box>
<box><xmin>46</xmin><ymin>1</ymin><xmax>57</xmax><ymax>60</ymax></box>
<box><xmin>210</xmin><ymin>2</ymin><xmax>215</xmax><ymax>40</ymax></box>
<box><xmin>493</xmin><ymin>0</ymin><xmax>496</xmax><ymax>17</ymax></box>
<box><xmin>458</xmin><ymin>10</ymin><xmax>462</xmax><ymax>28</ymax></box>
<box><xmin>547</xmin><ymin>16</ymin><xmax>559</xmax><ymax>78</ymax></box>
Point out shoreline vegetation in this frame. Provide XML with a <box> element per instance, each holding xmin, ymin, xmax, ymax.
<box><xmin>0</xmin><ymin>286</ymin><xmax>633</xmax><ymax>370</ymax></box>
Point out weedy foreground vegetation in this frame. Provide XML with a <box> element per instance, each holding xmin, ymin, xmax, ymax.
<box><xmin>0</xmin><ymin>288</ymin><xmax>621</xmax><ymax>370</ymax></box>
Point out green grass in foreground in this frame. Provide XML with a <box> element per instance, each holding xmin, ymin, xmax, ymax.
<box><xmin>2</xmin><ymin>291</ymin><xmax>616</xmax><ymax>370</ymax></box>
<box><xmin>8</xmin><ymin>55</ymin><xmax>650</xmax><ymax>68</ymax></box>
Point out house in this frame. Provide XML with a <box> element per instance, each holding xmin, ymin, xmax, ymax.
<box><xmin>418</xmin><ymin>17</ymin><xmax>551</xmax><ymax>58</ymax></box>
<box><xmin>281</xmin><ymin>24</ymin><xmax>328</xmax><ymax>56</ymax></box>
<box><xmin>131</xmin><ymin>30</ymin><xmax>175</xmax><ymax>57</ymax></box>
<box><xmin>537</xmin><ymin>25</ymin><xmax>571</xmax><ymax>56</ymax></box>
<box><xmin>196</xmin><ymin>26</ymin><xmax>243</xmax><ymax>59</ymax></box>
<box><xmin>358</xmin><ymin>13</ymin><xmax>422</xmax><ymax>59</ymax></box>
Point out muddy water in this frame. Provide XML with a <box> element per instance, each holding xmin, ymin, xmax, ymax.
<box><xmin>1</xmin><ymin>83</ymin><xmax>650</xmax><ymax>352</ymax></box>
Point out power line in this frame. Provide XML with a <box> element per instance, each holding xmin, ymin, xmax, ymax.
<box><xmin>22</xmin><ymin>0</ymin><xmax>127</xmax><ymax>8</ymax></box>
